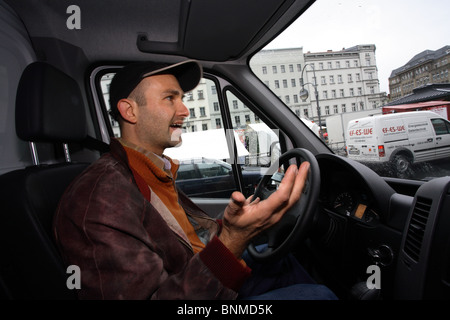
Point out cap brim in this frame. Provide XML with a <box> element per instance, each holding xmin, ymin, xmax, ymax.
<box><xmin>142</xmin><ymin>59</ymin><xmax>203</xmax><ymax>92</ymax></box>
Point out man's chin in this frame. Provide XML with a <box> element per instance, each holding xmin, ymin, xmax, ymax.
<box><xmin>168</xmin><ymin>137</ymin><xmax>182</xmax><ymax>148</ymax></box>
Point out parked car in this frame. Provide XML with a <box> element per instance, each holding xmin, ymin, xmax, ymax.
<box><xmin>176</xmin><ymin>158</ymin><xmax>264</xmax><ymax>198</ymax></box>
<box><xmin>0</xmin><ymin>0</ymin><xmax>449</xmax><ymax>303</ymax></box>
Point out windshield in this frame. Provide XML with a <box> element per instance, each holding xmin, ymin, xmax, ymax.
<box><xmin>250</xmin><ymin>0</ymin><xmax>450</xmax><ymax>181</ymax></box>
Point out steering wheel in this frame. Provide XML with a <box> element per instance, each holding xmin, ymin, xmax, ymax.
<box><xmin>247</xmin><ymin>148</ymin><xmax>320</xmax><ymax>262</ymax></box>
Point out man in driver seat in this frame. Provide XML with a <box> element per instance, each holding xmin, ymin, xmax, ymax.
<box><xmin>53</xmin><ymin>60</ymin><xmax>337</xmax><ymax>300</ymax></box>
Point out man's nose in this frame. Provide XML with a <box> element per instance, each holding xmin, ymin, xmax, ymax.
<box><xmin>179</xmin><ymin>100</ymin><xmax>190</xmax><ymax>117</ymax></box>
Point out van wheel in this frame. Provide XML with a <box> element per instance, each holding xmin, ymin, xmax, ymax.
<box><xmin>393</xmin><ymin>154</ymin><xmax>410</xmax><ymax>174</ymax></box>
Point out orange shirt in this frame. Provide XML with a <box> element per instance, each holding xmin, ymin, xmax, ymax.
<box><xmin>120</xmin><ymin>139</ymin><xmax>206</xmax><ymax>254</ymax></box>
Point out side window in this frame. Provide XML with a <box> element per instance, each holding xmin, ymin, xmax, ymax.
<box><xmin>99</xmin><ymin>75</ymin><xmax>282</xmax><ymax>198</ymax></box>
<box><xmin>100</xmin><ymin>72</ymin><xmax>120</xmax><ymax>138</ymax></box>
<box><xmin>226</xmin><ymin>90</ymin><xmax>281</xmax><ymax>168</ymax></box>
<box><xmin>176</xmin><ymin>163</ymin><xmax>199</xmax><ymax>180</ymax></box>
<box><xmin>431</xmin><ymin>118</ymin><xmax>450</xmax><ymax>135</ymax></box>
<box><xmin>197</xmin><ymin>162</ymin><xmax>229</xmax><ymax>178</ymax></box>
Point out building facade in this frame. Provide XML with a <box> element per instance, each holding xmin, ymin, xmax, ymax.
<box><xmin>250</xmin><ymin>48</ymin><xmax>309</xmax><ymax>118</ymax></box>
<box><xmin>389</xmin><ymin>45</ymin><xmax>450</xmax><ymax>101</ymax></box>
<box><xmin>251</xmin><ymin>45</ymin><xmax>386</xmax><ymax>128</ymax></box>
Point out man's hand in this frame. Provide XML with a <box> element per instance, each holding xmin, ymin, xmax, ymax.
<box><xmin>219</xmin><ymin>162</ymin><xmax>310</xmax><ymax>258</ymax></box>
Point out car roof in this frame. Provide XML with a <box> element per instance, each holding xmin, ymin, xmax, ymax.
<box><xmin>5</xmin><ymin>0</ymin><xmax>315</xmax><ymax>68</ymax></box>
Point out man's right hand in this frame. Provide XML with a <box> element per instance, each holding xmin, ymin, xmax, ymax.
<box><xmin>218</xmin><ymin>162</ymin><xmax>310</xmax><ymax>259</ymax></box>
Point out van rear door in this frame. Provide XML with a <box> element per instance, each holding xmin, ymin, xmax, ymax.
<box><xmin>346</xmin><ymin>118</ymin><xmax>378</xmax><ymax>161</ymax></box>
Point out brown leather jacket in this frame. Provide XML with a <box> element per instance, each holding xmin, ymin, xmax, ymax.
<box><xmin>53</xmin><ymin>139</ymin><xmax>251</xmax><ymax>300</ymax></box>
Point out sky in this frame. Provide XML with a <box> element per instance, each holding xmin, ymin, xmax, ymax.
<box><xmin>264</xmin><ymin>0</ymin><xmax>450</xmax><ymax>93</ymax></box>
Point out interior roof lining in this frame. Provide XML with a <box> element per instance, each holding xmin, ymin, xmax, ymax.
<box><xmin>5</xmin><ymin>0</ymin><xmax>315</xmax><ymax>63</ymax></box>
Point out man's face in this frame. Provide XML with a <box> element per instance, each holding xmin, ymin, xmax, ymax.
<box><xmin>134</xmin><ymin>74</ymin><xmax>189</xmax><ymax>155</ymax></box>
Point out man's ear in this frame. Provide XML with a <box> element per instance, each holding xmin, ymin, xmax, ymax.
<box><xmin>117</xmin><ymin>99</ymin><xmax>137</xmax><ymax>124</ymax></box>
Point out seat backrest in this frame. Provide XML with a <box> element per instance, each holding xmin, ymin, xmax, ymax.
<box><xmin>0</xmin><ymin>62</ymin><xmax>90</xmax><ymax>299</ymax></box>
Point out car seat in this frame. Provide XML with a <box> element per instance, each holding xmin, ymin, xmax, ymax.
<box><xmin>0</xmin><ymin>62</ymin><xmax>91</xmax><ymax>299</ymax></box>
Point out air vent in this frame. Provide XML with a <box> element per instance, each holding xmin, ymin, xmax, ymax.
<box><xmin>404</xmin><ymin>196</ymin><xmax>432</xmax><ymax>262</ymax></box>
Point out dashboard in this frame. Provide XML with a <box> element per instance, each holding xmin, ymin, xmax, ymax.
<box><xmin>303</xmin><ymin>153</ymin><xmax>450</xmax><ymax>299</ymax></box>
<box><xmin>317</xmin><ymin>155</ymin><xmax>382</xmax><ymax>226</ymax></box>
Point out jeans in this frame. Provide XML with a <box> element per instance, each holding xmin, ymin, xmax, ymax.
<box><xmin>238</xmin><ymin>245</ymin><xmax>337</xmax><ymax>300</ymax></box>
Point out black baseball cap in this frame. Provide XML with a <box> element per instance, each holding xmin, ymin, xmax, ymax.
<box><xmin>109</xmin><ymin>60</ymin><xmax>202</xmax><ymax>120</ymax></box>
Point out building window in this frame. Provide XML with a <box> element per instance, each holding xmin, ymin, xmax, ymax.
<box><xmin>262</xmin><ymin>66</ymin><xmax>267</xmax><ymax>74</ymax></box>
<box><xmin>197</xmin><ymin>90</ymin><xmax>204</xmax><ymax>100</ymax></box>
<box><xmin>281</xmin><ymin>65</ymin><xmax>285</xmax><ymax>73</ymax></box>
<box><xmin>215</xmin><ymin>118</ymin><xmax>221</xmax><ymax>129</ymax></box>
<box><xmin>341</xmin><ymin>104</ymin><xmax>346</xmax><ymax>113</ymax></box>
<box><xmin>235</xmin><ymin>115</ymin><xmax>241</xmax><ymax>127</ymax></box>
<box><xmin>275</xmin><ymin>80</ymin><xmax>279</xmax><ymax>88</ymax></box>
<box><xmin>289</xmin><ymin>64</ymin><xmax>294</xmax><ymax>72</ymax></box>
<box><xmin>272</xmin><ymin>66</ymin><xmax>277</xmax><ymax>74</ymax></box>
<box><xmin>200</xmin><ymin>107</ymin><xmax>206</xmax><ymax>117</ymax></box>
<box><xmin>202</xmin><ymin>124</ymin><xmax>208</xmax><ymax>131</ymax></box>
<box><xmin>291</xmin><ymin>79</ymin><xmax>296</xmax><ymax>87</ymax></box>
<box><xmin>232</xmin><ymin>100</ymin><xmax>238</xmax><ymax>109</ymax></box>
<box><xmin>213</xmin><ymin>102</ymin><xmax>219</xmax><ymax>111</ymax></box>
<box><xmin>189</xmin><ymin>108</ymin><xmax>196</xmax><ymax>118</ymax></box>
<box><xmin>283</xmin><ymin>79</ymin><xmax>288</xmax><ymax>88</ymax></box>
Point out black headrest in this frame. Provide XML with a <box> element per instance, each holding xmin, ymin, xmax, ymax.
<box><xmin>15</xmin><ymin>62</ymin><xmax>87</xmax><ymax>143</ymax></box>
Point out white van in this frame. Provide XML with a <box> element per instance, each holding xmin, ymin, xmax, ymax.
<box><xmin>346</xmin><ymin>111</ymin><xmax>450</xmax><ymax>173</ymax></box>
